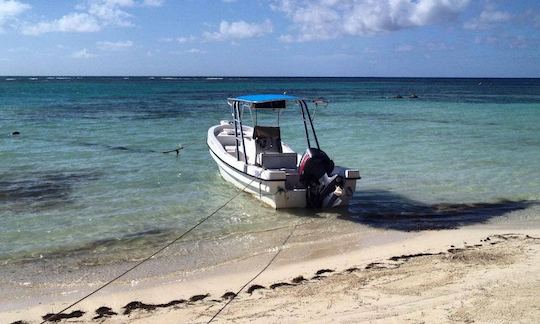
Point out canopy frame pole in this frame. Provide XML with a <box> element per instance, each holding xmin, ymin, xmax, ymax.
<box><xmin>303</xmin><ymin>100</ymin><xmax>320</xmax><ymax>149</ymax></box>
<box><xmin>299</xmin><ymin>99</ymin><xmax>312</xmax><ymax>148</ymax></box>
<box><xmin>232</xmin><ymin>101</ymin><xmax>241</xmax><ymax>161</ymax></box>
<box><xmin>236</xmin><ymin>101</ymin><xmax>248</xmax><ymax>163</ymax></box>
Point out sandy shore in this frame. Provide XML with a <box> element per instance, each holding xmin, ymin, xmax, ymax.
<box><xmin>2</xmin><ymin>226</ymin><xmax>540</xmax><ymax>323</ymax></box>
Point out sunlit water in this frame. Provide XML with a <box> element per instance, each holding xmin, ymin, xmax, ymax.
<box><xmin>1</xmin><ymin>77</ymin><xmax>539</xmax><ymax>273</ymax></box>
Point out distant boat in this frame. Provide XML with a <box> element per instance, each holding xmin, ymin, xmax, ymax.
<box><xmin>207</xmin><ymin>94</ymin><xmax>360</xmax><ymax>209</ymax></box>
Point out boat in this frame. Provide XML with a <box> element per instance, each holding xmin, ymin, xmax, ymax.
<box><xmin>207</xmin><ymin>94</ymin><xmax>360</xmax><ymax>209</ymax></box>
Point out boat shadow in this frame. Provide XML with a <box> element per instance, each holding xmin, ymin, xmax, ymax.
<box><xmin>287</xmin><ymin>189</ymin><xmax>535</xmax><ymax>232</ymax></box>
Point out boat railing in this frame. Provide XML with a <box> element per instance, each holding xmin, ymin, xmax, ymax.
<box><xmin>231</xmin><ymin>100</ymin><xmax>248</xmax><ymax>163</ymax></box>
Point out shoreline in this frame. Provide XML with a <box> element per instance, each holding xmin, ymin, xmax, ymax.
<box><xmin>2</xmin><ymin>225</ymin><xmax>539</xmax><ymax>323</ymax></box>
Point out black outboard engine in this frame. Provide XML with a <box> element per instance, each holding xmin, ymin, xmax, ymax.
<box><xmin>299</xmin><ymin>148</ymin><xmax>344</xmax><ymax>208</ymax></box>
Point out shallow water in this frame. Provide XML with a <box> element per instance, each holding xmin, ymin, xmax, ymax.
<box><xmin>1</xmin><ymin>77</ymin><xmax>539</xmax><ymax>269</ymax></box>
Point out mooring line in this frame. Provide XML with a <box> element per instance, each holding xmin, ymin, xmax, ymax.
<box><xmin>9</xmin><ymin>133</ymin><xmax>196</xmax><ymax>156</ymax></box>
<box><xmin>161</xmin><ymin>140</ymin><xmax>199</xmax><ymax>156</ymax></box>
<box><xmin>40</xmin><ymin>177</ymin><xmax>256</xmax><ymax>324</ymax></box>
<box><xmin>206</xmin><ymin>223</ymin><xmax>298</xmax><ymax>323</ymax></box>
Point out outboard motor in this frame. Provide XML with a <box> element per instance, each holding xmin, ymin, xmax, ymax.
<box><xmin>299</xmin><ymin>148</ymin><xmax>344</xmax><ymax>208</ymax></box>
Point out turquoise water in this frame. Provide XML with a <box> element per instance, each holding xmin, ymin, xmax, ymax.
<box><xmin>1</xmin><ymin>77</ymin><xmax>539</xmax><ymax>268</ymax></box>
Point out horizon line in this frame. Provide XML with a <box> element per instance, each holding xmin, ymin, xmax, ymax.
<box><xmin>2</xmin><ymin>75</ymin><xmax>540</xmax><ymax>79</ymax></box>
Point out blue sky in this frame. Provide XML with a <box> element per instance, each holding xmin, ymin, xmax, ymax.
<box><xmin>1</xmin><ymin>0</ymin><xmax>539</xmax><ymax>77</ymax></box>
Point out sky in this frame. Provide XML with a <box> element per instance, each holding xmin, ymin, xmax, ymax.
<box><xmin>0</xmin><ymin>0</ymin><xmax>539</xmax><ymax>77</ymax></box>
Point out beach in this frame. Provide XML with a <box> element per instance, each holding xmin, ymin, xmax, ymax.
<box><xmin>1</xmin><ymin>77</ymin><xmax>539</xmax><ymax>323</ymax></box>
<box><xmin>2</xmin><ymin>225</ymin><xmax>539</xmax><ymax>323</ymax></box>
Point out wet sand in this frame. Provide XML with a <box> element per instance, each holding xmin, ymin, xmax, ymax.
<box><xmin>2</xmin><ymin>227</ymin><xmax>539</xmax><ymax>323</ymax></box>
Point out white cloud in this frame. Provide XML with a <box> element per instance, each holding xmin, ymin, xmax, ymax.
<box><xmin>159</xmin><ymin>35</ymin><xmax>197</xmax><ymax>43</ymax></box>
<box><xmin>475</xmin><ymin>35</ymin><xmax>498</xmax><ymax>45</ymax></box>
<box><xmin>426</xmin><ymin>41</ymin><xmax>453</xmax><ymax>51</ymax></box>
<box><xmin>142</xmin><ymin>0</ymin><xmax>164</xmax><ymax>6</ymax></box>
<box><xmin>22</xmin><ymin>0</ymin><xmax>161</xmax><ymax>35</ymax></box>
<box><xmin>7</xmin><ymin>46</ymin><xmax>27</xmax><ymax>52</ymax></box>
<box><xmin>520</xmin><ymin>10</ymin><xmax>540</xmax><ymax>28</ymax></box>
<box><xmin>176</xmin><ymin>35</ymin><xmax>196</xmax><ymax>43</ymax></box>
<box><xmin>86</xmin><ymin>0</ymin><xmax>134</xmax><ymax>27</ymax></box>
<box><xmin>203</xmin><ymin>20</ymin><xmax>273</xmax><ymax>41</ymax></box>
<box><xmin>97</xmin><ymin>40</ymin><xmax>134</xmax><ymax>50</ymax></box>
<box><xmin>272</xmin><ymin>0</ymin><xmax>470</xmax><ymax>42</ymax></box>
<box><xmin>146</xmin><ymin>49</ymin><xmax>159</xmax><ymax>56</ymax></box>
<box><xmin>464</xmin><ymin>7</ymin><xmax>511</xmax><ymax>30</ymax></box>
<box><xmin>71</xmin><ymin>48</ymin><xmax>96</xmax><ymax>59</ymax></box>
<box><xmin>278</xmin><ymin>34</ymin><xmax>294</xmax><ymax>43</ymax></box>
<box><xmin>507</xmin><ymin>35</ymin><xmax>528</xmax><ymax>49</ymax></box>
<box><xmin>22</xmin><ymin>13</ymin><xmax>100</xmax><ymax>35</ymax></box>
<box><xmin>0</xmin><ymin>0</ymin><xmax>31</xmax><ymax>30</ymax></box>
<box><xmin>395</xmin><ymin>44</ymin><xmax>414</xmax><ymax>52</ymax></box>
<box><xmin>186</xmin><ymin>48</ymin><xmax>206</xmax><ymax>54</ymax></box>
<box><xmin>475</xmin><ymin>35</ymin><xmax>531</xmax><ymax>49</ymax></box>
<box><xmin>394</xmin><ymin>41</ymin><xmax>453</xmax><ymax>52</ymax></box>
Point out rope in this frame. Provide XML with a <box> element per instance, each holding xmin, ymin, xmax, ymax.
<box><xmin>206</xmin><ymin>223</ymin><xmax>298</xmax><ymax>323</ymax></box>
<box><xmin>161</xmin><ymin>140</ymin><xmax>199</xmax><ymax>156</ymax></box>
<box><xmin>9</xmin><ymin>133</ymin><xmax>197</xmax><ymax>156</ymax></box>
<box><xmin>40</xmin><ymin>178</ymin><xmax>255</xmax><ymax>324</ymax></box>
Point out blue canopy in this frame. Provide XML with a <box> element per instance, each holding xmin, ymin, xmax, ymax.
<box><xmin>232</xmin><ymin>94</ymin><xmax>299</xmax><ymax>103</ymax></box>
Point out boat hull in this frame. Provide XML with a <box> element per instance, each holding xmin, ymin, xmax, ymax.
<box><xmin>207</xmin><ymin>123</ymin><xmax>358</xmax><ymax>209</ymax></box>
<box><xmin>209</xmin><ymin>149</ymin><xmax>306</xmax><ymax>208</ymax></box>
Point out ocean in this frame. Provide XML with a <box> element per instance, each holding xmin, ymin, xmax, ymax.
<box><xmin>1</xmin><ymin>77</ymin><xmax>539</xmax><ymax>277</ymax></box>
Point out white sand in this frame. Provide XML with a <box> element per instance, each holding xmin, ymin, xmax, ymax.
<box><xmin>2</xmin><ymin>227</ymin><xmax>539</xmax><ymax>323</ymax></box>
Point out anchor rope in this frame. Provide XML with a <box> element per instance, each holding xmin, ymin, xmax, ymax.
<box><xmin>40</xmin><ymin>175</ymin><xmax>258</xmax><ymax>324</ymax></box>
<box><xmin>160</xmin><ymin>140</ymin><xmax>199</xmax><ymax>155</ymax></box>
<box><xmin>38</xmin><ymin>143</ymin><xmax>304</xmax><ymax>323</ymax></box>
<box><xmin>8</xmin><ymin>133</ymin><xmax>194</xmax><ymax>156</ymax></box>
<box><xmin>206</xmin><ymin>223</ymin><xmax>298</xmax><ymax>323</ymax></box>
<box><xmin>206</xmin><ymin>214</ymin><xmax>338</xmax><ymax>323</ymax></box>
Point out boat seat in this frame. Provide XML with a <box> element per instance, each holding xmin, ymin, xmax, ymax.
<box><xmin>221</xmin><ymin>128</ymin><xmax>235</xmax><ymax>135</ymax></box>
<box><xmin>225</xmin><ymin>145</ymin><xmax>236</xmax><ymax>154</ymax></box>
<box><xmin>218</xmin><ymin>135</ymin><xmax>237</xmax><ymax>146</ymax></box>
<box><xmin>253</xmin><ymin>126</ymin><xmax>282</xmax><ymax>154</ymax></box>
<box><xmin>257</xmin><ymin>152</ymin><xmax>297</xmax><ymax>169</ymax></box>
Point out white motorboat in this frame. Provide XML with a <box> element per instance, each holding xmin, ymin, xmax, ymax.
<box><xmin>207</xmin><ymin>94</ymin><xmax>360</xmax><ymax>209</ymax></box>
